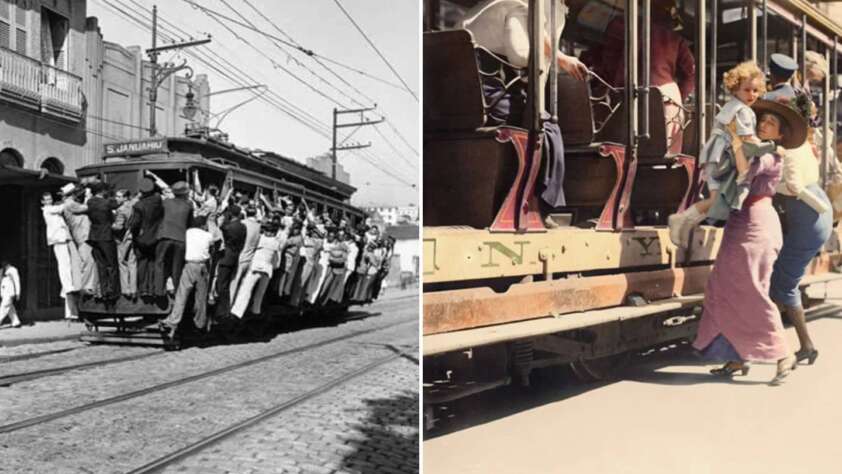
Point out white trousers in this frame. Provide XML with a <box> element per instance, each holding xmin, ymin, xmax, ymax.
<box><xmin>0</xmin><ymin>280</ymin><xmax>20</xmax><ymax>326</ymax></box>
<box><xmin>53</xmin><ymin>242</ymin><xmax>77</xmax><ymax>297</ymax></box>
<box><xmin>230</xmin><ymin>271</ymin><xmax>271</xmax><ymax>318</ymax></box>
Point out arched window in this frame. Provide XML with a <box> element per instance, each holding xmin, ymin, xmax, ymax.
<box><xmin>40</xmin><ymin>157</ymin><xmax>65</xmax><ymax>175</ymax></box>
<box><xmin>0</xmin><ymin>148</ymin><xmax>23</xmax><ymax>168</ymax></box>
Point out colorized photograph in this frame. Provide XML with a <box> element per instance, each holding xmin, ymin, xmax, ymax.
<box><xmin>422</xmin><ymin>0</ymin><xmax>842</xmax><ymax>472</ymax></box>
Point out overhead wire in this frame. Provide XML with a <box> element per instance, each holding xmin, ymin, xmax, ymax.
<box><xmin>96</xmin><ymin>0</ymin><xmax>416</xmax><ymax>187</ymax></box>
<box><xmin>238</xmin><ymin>0</ymin><xmax>376</xmax><ymax>107</ymax></box>
<box><xmin>331</xmin><ymin>0</ymin><xmax>418</xmax><ymax>102</ymax></box>
<box><xmin>236</xmin><ymin>0</ymin><xmax>419</xmax><ymax>162</ymax></box>
<box><xmin>179</xmin><ymin>0</ymin><xmax>409</xmax><ymax>93</ymax></box>
<box><xmin>104</xmin><ymin>0</ymin><xmax>332</xmax><ymax>139</ymax></box>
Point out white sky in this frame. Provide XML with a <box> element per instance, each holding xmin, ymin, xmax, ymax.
<box><xmin>87</xmin><ymin>0</ymin><xmax>420</xmax><ymax>207</ymax></box>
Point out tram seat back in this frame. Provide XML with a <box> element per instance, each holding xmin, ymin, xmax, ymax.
<box><xmin>554</xmin><ymin>72</ymin><xmax>595</xmax><ymax>145</ymax></box>
<box><xmin>423</xmin><ymin>30</ymin><xmax>486</xmax><ymax>132</ymax></box>
<box><xmin>595</xmin><ymin>88</ymin><xmax>669</xmax><ymax>160</ymax></box>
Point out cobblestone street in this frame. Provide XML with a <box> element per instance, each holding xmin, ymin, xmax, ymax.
<box><xmin>0</xmin><ymin>295</ymin><xmax>419</xmax><ymax>474</ymax></box>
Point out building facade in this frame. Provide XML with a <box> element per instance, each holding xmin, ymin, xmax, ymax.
<box><xmin>306</xmin><ymin>152</ymin><xmax>351</xmax><ymax>185</ymax></box>
<box><xmin>0</xmin><ymin>0</ymin><xmax>205</xmax><ymax>319</ymax></box>
<box><xmin>365</xmin><ymin>205</ymin><xmax>419</xmax><ymax>226</ymax></box>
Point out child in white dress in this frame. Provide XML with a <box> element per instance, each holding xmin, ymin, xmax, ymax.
<box><xmin>668</xmin><ymin>61</ymin><xmax>774</xmax><ymax>247</ymax></box>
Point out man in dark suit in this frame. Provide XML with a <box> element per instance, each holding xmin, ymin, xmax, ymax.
<box><xmin>86</xmin><ymin>182</ymin><xmax>121</xmax><ymax>300</ymax></box>
<box><xmin>129</xmin><ymin>177</ymin><xmax>164</xmax><ymax>297</ymax></box>
<box><xmin>214</xmin><ymin>204</ymin><xmax>246</xmax><ymax>320</ymax></box>
<box><xmin>154</xmin><ymin>181</ymin><xmax>193</xmax><ymax>297</ymax></box>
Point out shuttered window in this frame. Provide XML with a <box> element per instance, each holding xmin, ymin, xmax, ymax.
<box><xmin>0</xmin><ymin>0</ymin><xmax>8</xmax><ymax>20</ymax></box>
<box><xmin>0</xmin><ymin>21</ymin><xmax>9</xmax><ymax>49</ymax></box>
<box><xmin>15</xmin><ymin>26</ymin><xmax>23</xmax><ymax>54</ymax></box>
<box><xmin>14</xmin><ymin>0</ymin><xmax>22</xmax><ymax>24</ymax></box>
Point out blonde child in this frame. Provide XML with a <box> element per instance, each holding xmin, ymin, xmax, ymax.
<box><xmin>669</xmin><ymin>61</ymin><xmax>774</xmax><ymax>246</ymax></box>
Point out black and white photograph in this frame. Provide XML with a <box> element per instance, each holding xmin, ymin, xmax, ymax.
<box><xmin>0</xmin><ymin>1</ymin><xmax>419</xmax><ymax>473</ymax></box>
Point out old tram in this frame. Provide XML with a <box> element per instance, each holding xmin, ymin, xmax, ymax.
<box><xmin>73</xmin><ymin>129</ymin><xmax>366</xmax><ymax>345</ymax></box>
<box><xmin>423</xmin><ymin>0</ymin><xmax>842</xmax><ymax>423</ymax></box>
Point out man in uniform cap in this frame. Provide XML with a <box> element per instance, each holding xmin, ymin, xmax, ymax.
<box><xmin>764</xmin><ymin>53</ymin><xmax>798</xmax><ymax>102</ymax></box>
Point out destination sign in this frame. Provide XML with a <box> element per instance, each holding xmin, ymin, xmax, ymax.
<box><xmin>104</xmin><ymin>139</ymin><xmax>167</xmax><ymax>157</ymax></box>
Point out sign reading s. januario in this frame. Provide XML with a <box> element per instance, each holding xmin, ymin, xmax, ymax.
<box><xmin>103</xmin><ymin>139</ymin><xmax>167</xmax><ymax>157</ymax></box>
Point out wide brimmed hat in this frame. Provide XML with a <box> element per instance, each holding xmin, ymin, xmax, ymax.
<box><xmin>171</xmin><ymin>181</ymin><xmax>190</xmax><ymax>196</ymax></box>
<box><xmin>751</xmin><ymin>99</ymin><xmax>808</xmax><ymax>149</ymax></box>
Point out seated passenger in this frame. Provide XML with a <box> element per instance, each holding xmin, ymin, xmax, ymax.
<box><xmin>160</xmin><ymin>215</ymin><xmax>217</xmax><ymax>338</ymax></box>
<box><xmin>763</xmin><ymin>53</ymin><xmax>798</xmax><ymax>102</ymax></box>
<box><xmin>583</xmin><ymin>0</ymin><xmax>695</xmax><ymax>151</ymax></box>
<box><xmin>460</xmin><ymin>0</ymin><xmax>585</xmax><ymax>210</ymax></box>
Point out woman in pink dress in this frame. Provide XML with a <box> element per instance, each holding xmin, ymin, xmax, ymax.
<box><xmin>692</xmin><ymin>99</ymin><xmax>808</xmax><ymax>386</ymax></box>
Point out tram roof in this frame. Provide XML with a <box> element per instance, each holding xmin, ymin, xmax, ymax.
<box><xmin>97</xmin><ymin>135</ymin><xmax>357</xmax><ymax>200</ymax></box>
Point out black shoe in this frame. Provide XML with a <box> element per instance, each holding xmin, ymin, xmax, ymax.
<box><xmin>795</xmin><ymin>348</ymin><xmax>819</xmax><ymax>365</ymax></box>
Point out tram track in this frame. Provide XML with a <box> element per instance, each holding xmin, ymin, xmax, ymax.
<box><xmin>0</xmin><ymin>346</ymin><xmax>81</xmax><ymax>364</ymax></box>
<box><xmin>0</xmin><ymin>351</ymin><xmax>163</xmax><ymax>387</ymax></box>
<box><xmin>0</xmin><ymin>295</ymin><xmax>417</xmax><ymax>386</ymax></box>
<box><xmin>0</xmin><ymin>316</ymin><xmax>417</xmax><ymax>434</ymax></box>
<box><xmin>126</xmin><ymin>345</ymin><xmax>417</xmax><ymax>474</ymax></box>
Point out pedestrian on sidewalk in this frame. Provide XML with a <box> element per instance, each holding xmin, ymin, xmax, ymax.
<box><xmin>0</xmin><ymin>260</ymin><xmax>22</xmax><ymax>328</ymax></box>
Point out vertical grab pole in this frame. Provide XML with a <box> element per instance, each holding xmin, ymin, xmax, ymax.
<box><xmin>550</xmin><ymin>0</ymin><xmax>559</xmax><ymax>124</ymax></box>
<box><xmin>823</xmin><ymin>48</ymin><xmax>831</xmax><ymax>188</ymax></box>
<box><xmin>801</xmin><ymin>15</ymin><xmax>807</xmax><ymax>89</ymax></box>
<box><xmin>528</xmin><ymin>0</ymin><xmax>544</xmax><ymax>134</ymax></box>
<box><xmin>749</xmin><ymin>0</ymin><xmax>757</xmax><ymax>62</ymax></box>
<box><xmin>640</xmin><ymin>0</ymin><xmax>651</xmax><ymax>141</ymax></box>
<box><xmin>834</xmin><ymin>37</ymin><xmax>839</xmax><ymax>175</ymax></box>
<box><xmin>761</xmin><ymin>0</ymin><xmax>768</xmax><ymax>70</ymax></box>
<box><xmin>710</xmin><ymin>0</ymin><xmax>718</xmax><ymax>127</ymax></box>
<box><xmin>695</xmin><ymin>0</ymin><xmax>707</xmax><ymax>161</ymax></box>
<box><xmin>625</xmin><ymin>0</ymin><xmax>639</xmax><ymax>149</ymax></box>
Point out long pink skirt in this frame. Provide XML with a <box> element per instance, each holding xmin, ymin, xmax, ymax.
<box><xmin>693</xmin><ymin>199</ymin><xmax>789</xmax><ymax>362</ymax></box>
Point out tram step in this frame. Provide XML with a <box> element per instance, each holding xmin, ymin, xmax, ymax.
<box><xmin>80</xmin><ymin>333</ymin><xmax>165</xmax><ymax>346</ymax></box>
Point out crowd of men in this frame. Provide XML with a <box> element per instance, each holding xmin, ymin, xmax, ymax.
<box><xmin>39</xmin><ymin>170</ymin><xmax>395</xmax><ymax>336</ymax></box>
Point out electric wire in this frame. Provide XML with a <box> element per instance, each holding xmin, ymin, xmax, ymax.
<box><xmin>331</xmin><ymin>0</ymin><xmax>418</xmax><ymax>101</ymax></box>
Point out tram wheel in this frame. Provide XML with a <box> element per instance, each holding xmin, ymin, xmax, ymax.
<box><xmin>570</xmin><ymin>352</ymin><xmax>631</xmax><ymax>383</ymax></box>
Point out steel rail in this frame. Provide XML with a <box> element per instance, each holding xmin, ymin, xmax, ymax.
<box><xmin>0</xmin><ymin>317</ymin><xmax>416</xmax><ymax>434</ymax></box>
<box><xmin>0</xmin><ymin>347</ymin><xmax>80</xmax><ymax>364</ymax></box>
<box><xmin>0</xmin><ymin>351</ymin><xmax>163</xmax><ymax>386</ymax></box>
<box><xmin>126</xmin><ymin>346</ymin><xmax>417</xmax><ymax>474</ymax></box>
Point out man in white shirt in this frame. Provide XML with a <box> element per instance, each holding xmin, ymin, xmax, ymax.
<box><xmin>42</xmin><ymin>189</ymin><xmax>80</xmax><ymax>320</ymax></box>
<box><xmin>0</xmin><ymin>261</ymin><xmax>21</xmax><ymax>328</ymax></box>
<box><xmin>160</xmin><ymin>215</ymin><xmax>218</xmax><ymax>339</ymax></box>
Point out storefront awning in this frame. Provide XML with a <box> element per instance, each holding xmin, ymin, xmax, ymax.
<box><xmin>0</xmin><ymin>165</ymin><xmax>76</xmax><ymax>187</ymax></box>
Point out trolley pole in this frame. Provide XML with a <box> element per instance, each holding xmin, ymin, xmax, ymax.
<box><xmin>146</xmin><ymin>5</ymin><xmax>211</xmax><ymax>136</ymax></box>
<box><xmin>331</xmin><ymin>106</ymin><xmax>384</xmax><ymax>180</ymax></box>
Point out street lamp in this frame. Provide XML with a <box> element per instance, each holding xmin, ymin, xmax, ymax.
<box><xmin>182</xmin><ymin>85</ymin><xmax>198</xmax><ymax>121</ymax></box>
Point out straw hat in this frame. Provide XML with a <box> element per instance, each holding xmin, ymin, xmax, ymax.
<box><xmin>751</xmin><ymin>99</ymin><xmax>808</xmax><ymax>149</ymax></box>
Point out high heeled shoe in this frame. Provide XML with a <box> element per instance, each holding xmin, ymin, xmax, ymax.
<box><xmin>769</xmin><ymin>355</ymin><xmax>798</xmax><ymax>386</ymax></box>
<box><xmin>795</xmin><ymin>348</ymin><xmax>819</xmax><ymax>365</ymax></box>
<box><xmin>710</xmin><ymin>361</ymin><xmax>750</xmax><ymax>376</ymax></box>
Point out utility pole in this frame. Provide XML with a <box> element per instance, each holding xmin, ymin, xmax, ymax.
<box><xmin>147</xmin><ymin>5</ymin><xmax>211</xmax><ymax>136</ymax></box>
<box><xmin>331</xmin><ymin>106</ymin><xmax>384</xmax><ymax>179</ymax></box>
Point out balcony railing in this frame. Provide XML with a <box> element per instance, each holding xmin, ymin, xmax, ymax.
<box><xmin>0</xmin><ymin>47</ymin><xmax>83</xmax><ymax>121</ymax></box>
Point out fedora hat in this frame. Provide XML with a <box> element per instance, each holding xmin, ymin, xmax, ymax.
<box><xmin>751</xmin><ymin>99</ymin><xmax>808</xmax><ymax>149</ymax></box>
<box><xmin>171</xmin><ymin>181</ymin><xmax>190</xmax><ymax>196</ymax></box>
